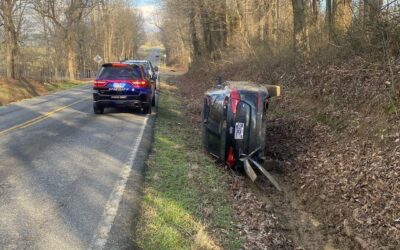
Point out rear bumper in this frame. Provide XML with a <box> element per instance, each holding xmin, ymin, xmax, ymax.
<box><xmin>93</xmin><ymin>92</ymin><xmax>151</xmax><ymax>108</ymax></box>
<box><xmin>94</xmin><ymin>99</ymin><xmax>148</xmax><ymax>108</ymax></box>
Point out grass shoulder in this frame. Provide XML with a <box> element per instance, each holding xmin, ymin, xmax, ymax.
<box><xmin>136</xmin><ymin>79</ymin><xmax>242</xmax><ymax>249</ymax></box>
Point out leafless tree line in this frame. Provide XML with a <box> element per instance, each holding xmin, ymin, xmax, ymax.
<box><xmin>159</xmin><ymin>0</ymin><xmax>400</xmax><ymax>66</ymax></box>
<box><xmin>0</xmin><ymin>0</ymin><xmax>146</xmax><ymax>81</ymax></box>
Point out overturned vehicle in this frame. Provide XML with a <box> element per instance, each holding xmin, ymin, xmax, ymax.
<box><xmin>202</xmin><ymin>81</ymin><xmax>281</xmax><ymax>189</ymax></box>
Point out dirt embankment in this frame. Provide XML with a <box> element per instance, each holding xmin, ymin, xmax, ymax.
<box><xmin>173</xmin><ymin>56</ymin><xmax>400</xmax><ymax>249</ymax></box>
<box><xmin>0</xmin><ymin>78</ymin><xmax>87</xmax><ymax>106</ymax></box>
<box><xmin>0</xmin><ymin>78</ymin><xmax>46</xmax><ymax>105</ymax></box>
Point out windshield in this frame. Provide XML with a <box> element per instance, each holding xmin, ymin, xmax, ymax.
<box><xmin>96</xmin><ymin>66</ymin><xmax>142</xmax><ymax>80</ymax></box>
<box><xmin>129</xmin><ymin>62</ymin><xmax>152</xmax><ymax>74</ymax></box>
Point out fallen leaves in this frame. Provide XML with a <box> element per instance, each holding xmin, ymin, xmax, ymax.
<box><xmin>175</xmin><ymin>55</ymin><xmax>400</xmax><ymax>249</ymax></box>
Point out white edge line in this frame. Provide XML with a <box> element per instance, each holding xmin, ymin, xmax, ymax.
<box><xmin>89</xmin><ymin>115</ymin><xmax>149</xmax><ymax>250</ymax></box>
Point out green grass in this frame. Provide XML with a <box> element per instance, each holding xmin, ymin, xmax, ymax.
<box><xmin>136</xmin><ymin>83</ymin><xmax>242</xmax><ymax>250</ymax></box>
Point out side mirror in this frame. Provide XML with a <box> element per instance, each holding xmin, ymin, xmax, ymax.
<box><xmin>154</xmin><ymin>66</ymin><xmax>159</xmax><ymax>72</ymax></box>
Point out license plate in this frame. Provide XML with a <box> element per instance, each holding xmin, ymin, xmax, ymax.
<box><xmin>113</xmin><ymin>83</ymin><xmax>125</xmax><ymax>88</ymax></box>
<box><xmin>111</xmin><ymin>95</ymin><xmax>127</xmax><ymax>99</ymax></box>
<box><xmin>234</xmin><ymin>122</ymin><xmax>244</xmax><ymax>140</ymax></box>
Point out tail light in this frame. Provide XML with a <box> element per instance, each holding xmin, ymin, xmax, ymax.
<box><xmin>230</xmin><ymin>88</ymin><xmax>240</xmax><ymax>114</ymax></box>
<box><xmin>93</xmin><ymin>80</ymin><xmax>107</xmax><ymax>87</ymax></box>
<box><xmin>131</xmin><ymin>79</ymin><xmax>150</xmax><ymax>88</ymax></box>
<box><xmin>226</xmin><ymin>146</ymin><xmax>236</xmax><ymax>167</ymax></box>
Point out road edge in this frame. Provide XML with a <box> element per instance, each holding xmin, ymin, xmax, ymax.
<box><xmin>91</xmin><ymin>112</ymin><xmax>155</xmax><ymax>250</ymax></box>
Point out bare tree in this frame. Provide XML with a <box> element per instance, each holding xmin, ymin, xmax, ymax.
<box><xmin>291</xmin><ymin>0</ymin><xmax>310</xmax><ymax>58</ymax></box>
<box><xmin>333</xmin><ymin>0</ymin><xmax>352</xmax><ymax>35</ymax></box>
<box><xmin>32</xmin><ymin>0</ymin><xmax>96</xmax><ymax>80</ymax></box>
<box><xmin>0</xmin><ymin>0</ymin><xmax>26</xmax><ymax>79</ymax></box>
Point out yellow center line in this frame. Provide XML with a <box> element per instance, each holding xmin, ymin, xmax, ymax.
<box><xmin>0</xmin><ymin>97</ymin><xmax>91</xmax><ymax>137</ymax></box>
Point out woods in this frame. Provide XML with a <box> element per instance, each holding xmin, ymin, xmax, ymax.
<box><xmin>160</xmin><ymin>0</ymin><xmax>396</xmax><ymax>66</ymax></box>
<box><xmin>0</xmin><ymin>0</ymin><xmax>145</xmax><ymax>80</ymax></box>
<box><xmin>157</xmin><ymin>1</ymin><xmax>400</xmax><ymax>248</ymax></box>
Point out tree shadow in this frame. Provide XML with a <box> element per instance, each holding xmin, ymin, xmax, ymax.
<box><xmin>0</xmin><ymin>99</ymin><xmax>149</xmax><ymax>248</ymax></box>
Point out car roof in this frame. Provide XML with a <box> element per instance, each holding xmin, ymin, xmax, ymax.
<box><xmin>124</xmin><ymin>60</ymin><xmax>150</xmax><ymax>64</ymax></box>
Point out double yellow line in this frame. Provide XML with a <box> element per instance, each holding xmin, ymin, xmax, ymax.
<box><xmin>0</xmin><ymin>97</ymin><xmax>91</xmax><ymax>137</ymax></box>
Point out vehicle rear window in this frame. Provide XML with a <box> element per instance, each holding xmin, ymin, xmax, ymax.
<box><xmin>133</xmin><ymin>62</ymin><xmax>151</xmax><ymax>74</ymax></box>
<box><xmin>97</xmin><ymin>66</ymin><xmax>142</xmax><ymax>80</ymax></box>
<box><xmin>240</xmin><ymin>91</ymin><xmax>259</xmax><ymax>109</ymax></box>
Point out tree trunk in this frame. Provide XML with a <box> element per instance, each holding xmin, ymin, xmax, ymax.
<box><xmin>326</xmin><ymin>0</ymin><xmax>333</xmax><ymax>38</ymax></box>
<box><xmin>1</xmin><ymin>0</ymin><xmax>19</xmax><ymax>79</ymax></box>
<box><xmin>199</xmin><ymin>1</ymin><xmax>212</xmax><ymax>57</ymax></box>
<box><xmin>6</xmin><ymin>43</ymin><xmax>17</xmax><ymax>79</ymax></box>
<box><xmin>189</xmin><ymin>0</ymin><xmax>201</xmax><ymax>58</ymax></box>
<box><xmin>367</xmin><ymin>0</ymin><xmax>383</xmax><ymax>23</ymax></box>
<box><xmin>66</xmin><ymin>31</ymin><xmax>76</xmax><ymax>80</ymax></box>
<box><xmin>219</xmin><ymin>0</ymin><xmax>228</xmax><ymax>49</ymax></box>
<box><xmin>67</xmin><ymin>48</ymin><xmax>76</xmax><ymax>80</ymax></box>
<box><xmin>333</xmin><ymin>0</ymin><xmax>352</xmax><ymax>34</ymax></box>
<box><xmin>292</xmin><ymin>0</ymin><xmax>309</xmax><ymax>59</ymax></box>
<box><xmin>312</xmin><ymin>0</ymin><xmax>320</xmax><ymax>24</ymax></box>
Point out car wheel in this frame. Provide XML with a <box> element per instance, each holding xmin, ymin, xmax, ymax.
<box><xmin>151</xmin><ymin>94</ymin><xmax>156</xmax><ymax>107</ymax></box>
<box><xmin>93</xmin><ymin>104</ymin><xmax>104</xmax><ymax>114</ymax></box>
<box><xmin>142</xmin><ymin>104</ymin><xmax>151</xmax><ymax>114</ymax></box>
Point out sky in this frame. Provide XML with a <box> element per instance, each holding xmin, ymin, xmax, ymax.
<box><xmin>135</xmin><ymin>0</ymin><xmax>161</xmax><ymax>32</ymax></box>
<box><xmin>135</xmin><ymin>0</ymin><xmax>158</xmax><ymax>7</ymax></box>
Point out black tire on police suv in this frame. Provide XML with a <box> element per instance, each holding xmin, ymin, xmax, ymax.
<box><xmin>93</xmin><ymin>104</ymin><xmax>104</xmax><ymax>114</ymax></box>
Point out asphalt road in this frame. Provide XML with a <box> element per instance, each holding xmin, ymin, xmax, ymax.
<box><xmin>0</xmin><ymin>49</ymin><xmax>161</xmax><ymax>249</ymax></box>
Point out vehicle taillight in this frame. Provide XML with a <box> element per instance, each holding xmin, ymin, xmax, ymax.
<box><xmin>93</xmin><ymin>80</ymin><xmax>107</xmax><ymax>87</ymax></box>
<box><xmin>230</xmin><ymin>89</ymin><xmax>240</xmax><ymax>114</ymax></box>
<box><xmin>226</xmin><ymin>146</ymin><xmax>236</xmax><ymax>167</ymax></box>
<box><xmin>132</xmin><ymin>80</ymin><xmax>147</xmax><ymax>85</ymax></box>
<box><xmin>131</xmin><ymin>79</ymin><xmax>150</xmax><ymax>88</ymax></box>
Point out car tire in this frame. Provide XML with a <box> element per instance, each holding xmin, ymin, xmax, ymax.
<box><xmin>151</xmin><ymin>94</ymin><xmax>156</xmax><ymax>107</ymax></box>
<box><xmin>93</xmin><ymin>104</ymin><xmax>104</xmax><ymax>115</ymax></box>
<box><xmin>142</xmin><ymin>104</ymin><xmax>151</xmax><ymax>114</ymax></box>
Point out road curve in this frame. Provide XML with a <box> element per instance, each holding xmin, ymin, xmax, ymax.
<box><xmin>0</xmin><ymin>82</ymin><xmax>154</xmax><ymax>248</ymax></box>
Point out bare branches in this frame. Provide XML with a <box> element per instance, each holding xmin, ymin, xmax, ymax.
<box><xmin>0</xmin><ymin>0</ymin><xmax>27</xmax><ymax>78</ymax></box>
<box><xmin>0</xmin><ymin>0</ymin><xmax>145</xmax><ymax>80</ymax></box>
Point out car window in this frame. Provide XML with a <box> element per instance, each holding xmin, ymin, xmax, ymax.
<box><xmin>209</xmin><ymin>95</ymin><xmax>225</xmax><ymax>124</ymax></box>
<box><xmin>203</xmin><ymin>96</ymin><xmax>211</xmax><ymax>121</ymax></box>
<box><xmin>97</xmin><ymin>66</ymin><xmax>141</xmax><ymax>80</ymax></box>
<box><xmin>130</xmin><ymin>61</ymin><xmax>152</xmax><ymax>75</ymax></box>
<box><xmin>240</xmin><ymin>91</ymin><xmax>259</xmax><ymax>110</ymax></box>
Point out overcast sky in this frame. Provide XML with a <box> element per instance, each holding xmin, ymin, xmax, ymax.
<box><xmin>135</xmin><ymin>0</ymin><xmax>161</xmax><ymax>32</ymax></box>
<box><xmin>135</xmin><ymin>0</ymin><xmax>158</xmax><ymax>7</ymax></box>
